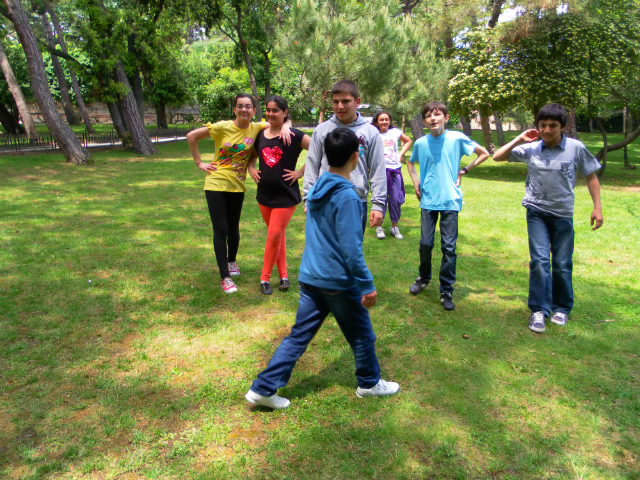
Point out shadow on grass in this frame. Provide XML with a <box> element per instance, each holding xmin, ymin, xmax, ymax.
<box><xmin>1</xmin><ymin>144</ymin><xmax>639</xmax><ymax>479</ymax></box>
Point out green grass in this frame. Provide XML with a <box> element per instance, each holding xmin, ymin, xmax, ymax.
<box><xmin>0</xmin><ymin>133</ymin><xmax>639</xmax><ymax>479</ymax></box>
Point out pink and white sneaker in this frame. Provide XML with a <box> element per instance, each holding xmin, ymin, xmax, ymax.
<box><xmin>228</xmin><ymin>262</ymin><xmax>240</xmax><ymax>277</ymax></box>
<box><xmin>221</xmin><ymin>277</ymin><xmax>238</xmax><ymax>294</ymax></box>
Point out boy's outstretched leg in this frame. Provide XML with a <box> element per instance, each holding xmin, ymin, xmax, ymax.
<box><xmin>246</xmin><ymin>284</ymin><xmax>329</xmax><ymax>409</ymax></box>
<box><xmin>327</xmin><ymin>286</ymin><xmax>399</xmax><ymax>398</ymax></box>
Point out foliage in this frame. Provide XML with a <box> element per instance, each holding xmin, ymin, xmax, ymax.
<box><xmin>0</xmin><ymin>28</ymin><xmax>32</xmax><ymax>105</ymax></box>
<box><xmin>198</xmin><ymin>66</ymin><xmax>250</xmax><ymax>122</ymax></box>
<box><xmin>0</xmin><ymin>137</ymin><xmax>639</xmax><ymax>478</ymax></box>
<box><xmin>275</xmin><ymin>0</ymin><xmax>442</xmax><ymax>115</ymax></box>
<box><xmin>448</xmin><ymin>26</ymin><xmax>526</xmax><ymax>118</ymax></box>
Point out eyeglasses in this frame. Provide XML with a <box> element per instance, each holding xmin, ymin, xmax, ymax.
<box><xmin>235</xmin><ymin>105</ymin><xmax>254</xmax><ymax>110</ymax></box>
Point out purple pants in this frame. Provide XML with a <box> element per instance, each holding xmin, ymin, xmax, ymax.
<box><xmin>382</xmin><ymin>167</ymin><xmax>405</xmax><ymax>223</ymax></box>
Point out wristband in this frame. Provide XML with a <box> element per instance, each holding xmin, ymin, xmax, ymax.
<box><xmin>461</xmin><ymin>167</ymin><xmax>468</xmax><ymax>174</ymax></box>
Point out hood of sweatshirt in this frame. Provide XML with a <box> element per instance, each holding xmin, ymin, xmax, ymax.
<box><xmin>328</xmin><ymin>111</ymin><xmax>369</xmax><ymax>128</ymax></box>
<box><xmin>307</xmin><ymin>172</ymin><xmax>355</xmax><ymax>211</ymax></box>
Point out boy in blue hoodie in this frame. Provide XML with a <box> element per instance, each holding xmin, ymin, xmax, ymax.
<box><xmin>245</xmin><ymin>128</ymin><xmax>400</xmax><ymax>409</ymax></box>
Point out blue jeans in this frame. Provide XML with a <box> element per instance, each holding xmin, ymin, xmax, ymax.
<box><xmin>526</xmin><ymin>207</ymin><xmax>574</xmax><ymax>316</ymax></box>
<box><xmin>418</xmin><ymin>209</ymin><xmax>458</xmax><ymax>293</ymax></box>
<box><xmin>250</xmin><ymin>283</ymin><xmax>381</xmax><ymax>396</ymax></box>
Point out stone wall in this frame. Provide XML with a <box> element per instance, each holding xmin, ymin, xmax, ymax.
<box><xmin>27</xmin><ymin>102</ymin><xmax>201</xmax><ymax>126</ymax></box>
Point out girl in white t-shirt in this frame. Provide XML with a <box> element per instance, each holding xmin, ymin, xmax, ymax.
<box><xmin>371</xmin><ymin>112</ymin><xmax>412</xmax><ymax>239</ymax></box>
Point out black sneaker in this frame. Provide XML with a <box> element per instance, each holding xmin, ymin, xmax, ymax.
<box><xmin>409</xmin><ymin>277</ymin><xmax>429</xmax><ymax>295</ymax></box>
<box><xmin>278</xmin><ymin>278</ymin><xmax>290</xmax><ymax>292</ymax></box>
<box><xmin>260</xmin><ymin>282</ymin><xmax>273</xmax><ymax>295</ymax></box>
<box><xmin>440</xmin><ymin>292</ymin><xmax>455</xmax><ymax>310</ymax></box>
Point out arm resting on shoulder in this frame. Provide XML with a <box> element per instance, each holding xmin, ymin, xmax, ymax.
<box><xmin>586</xmin><ymin>172</ymin><xmax>603</xmax><ymax>230</ymax></box>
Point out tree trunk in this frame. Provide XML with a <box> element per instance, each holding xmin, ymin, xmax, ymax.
<box><xmin>318</xmin><ymin>108</ymin><xmax>325</xmax><ymax>124</ymax></box>
<box><xmin>0</xmin><ymin>39</ymin><xmax>37</xmax><ymax>137</ymax></box>
<box><xmin>114</xmin><ymin>61</ymin><xmax>157</xmax><ymax>155</ymax></box>
<box><xmin>263</xmin><ymin>49</ymin><xmax>271</xmax><ymax>109</ymax></box>
<box><xmin>0</xmin><ymin>102</ymin><xmax>20</xmax><ymax>134</ymax></box>
<box><xmin>44</xmin><ymin>0</ymin><xmax>95</xmax><ymax>133</ymax></box>
<box><xmin>594</xmin><ymin>111</ymin><xmax>640</xmax><ymax>165</ymax></box>
<box><xmin>409</xmin><ymin>111</ymin><xmax>425</xmax><ymax>141</ymax></box>
<box><xmin>494</xmin><ymin>112</ymin><xmax>506</xmax><ymax>146</ymax></box>
<box><xmin>460</xmin><ymin>114</ymin><xmax>472</xmax><ymax>136</ymax></box>
<box><xmin>593</xmin><ymin>117</ymin><xmax>607</xmax><ymax>177</ymax></box>
<box><xmin>127</xmin><ymin>35</ymin><xmax>146</xmax><ymax>124</ymax></box>
<box><xmin>40</xmin><ymin>13</ymin><xmax>80</xmax><ymax>125</ymax></box>
<box><xmin>479</xmin><ymin>113</ymin><xmax>496</xmax><ymax>154</ymax></box>
<box><xmin>565</xmin><ymin>107</ymin><xmax>578</xmax><ymax>139</ymax></box>
<box><xmin>487</xmin><ymin>0</ymin><xmax>504</xmax><ymax>28</ymax></box>
<box><xmin>401</xmin><ymin>114</ymin><xmax>406</xmax><ymax>134</ymax></box>
<box><xmin>588</xmin><ymin>118</ymin><xmax>593</xmax><ymax>133</ymax></box>
<box><xmin>107</xmin><ymin>101</ymin><xmax>127</xmax><ymax>138</ymax></box>
<box><xmin>155</xmin><ymin>101</ymin><xmax>168</xmax><ymax>129</ymax></box>
<box><xmin>7</xmin><ymin>99</ymin><xmax>26</xmax><ymax>133</ymax></box>
<box><xmin>623</xmin><ymin>106</ymin><xmax>630</xmax><ymax>168</ymax></box>
<box><xmin>4</xmin><ymin>0</ymin><xmax>92</xmax><ymax>164</ymax></box>
<box><xmin>234</xmin><ymin>9</ymin><xmax>262</xmax><ymax>121</ymax></box>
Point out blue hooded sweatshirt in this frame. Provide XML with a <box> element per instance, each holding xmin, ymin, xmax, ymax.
<box><xmin>298</xmin><ymin>172</ymin><xmax>375</xmax><ymax>295</ymax></box>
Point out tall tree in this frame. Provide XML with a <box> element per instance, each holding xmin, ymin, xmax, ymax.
<box><xmin>0</xmin><ymin>37</ymin><xmax>37</xmax><ymax>136</ymax></box>
<box><xmin>3</xmin><ymin>0</ymin><xmax>92</xmax><ymax>164</ymax></box>
<box><xmin>42</xmin><ymin>0</ymin><xmax>95</xmax><ymax>133</ymax></box>
<box><xmin>40</xmin><ymin>11</ymin><xmax>80</xmax><ymax>125</ymax></box>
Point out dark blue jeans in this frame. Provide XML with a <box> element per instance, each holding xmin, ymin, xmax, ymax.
<box><xmin>418</xmin><ymin>209</ymin><xmax>458</xmax><ymax>293</ymax></box>
<box><xmin>526</xmin><ymin>207</ymin><xmax>574</xmax><ymax>316</ymax></box>
<box><xmin>250</xmin><ymin>283</ymin><xmax>381</xmax><ymax>396</ymax></box>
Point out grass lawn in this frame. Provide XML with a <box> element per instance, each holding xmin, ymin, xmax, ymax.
<box><xmin>1</xmin><ymin>132</ymin><xmax>639</xmax><ymax>479</ymax></box>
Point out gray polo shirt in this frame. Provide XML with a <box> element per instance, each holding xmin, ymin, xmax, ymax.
<box><xmin>508</xmin><ymin>135</ymin><xmax>601</xmax><ymax>218</ymax></box>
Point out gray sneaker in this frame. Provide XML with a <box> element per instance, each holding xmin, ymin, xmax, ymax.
<box><xmin>550</xmin><ymin>312</ymin><xmax>568</xmax><ymax>326</ymax></box>
<box><xmin>409</xmin><ymin>277</ymin><xmax>429</xmax><ymax>295</ymax></box>
<box><xmin>245</xmin><ymin>389</ymin><xmax>290</xmax><ymax>409</ymax></box>
<box><xmin>529</xmin><ymin>311</ymin><xmax>546</xmax><ymax>333</ymax></box>
<box><xmin>376</xmin><ymin>226</ymin><xmax>386</xmax><ymax>239</ymax></box>
<box><xmin>356</xmin><ymin>379</ymin><xmax>400</xmax><ymax>398</ymax></box>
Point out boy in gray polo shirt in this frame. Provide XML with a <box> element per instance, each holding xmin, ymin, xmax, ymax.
<box><xmin>493</xmin><ymin>103</ymin><xmax>603</xmax><ymax>333</ymax></box>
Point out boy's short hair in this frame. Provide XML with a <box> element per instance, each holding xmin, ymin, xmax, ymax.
<box><xmin>422</xmin><ymin>102</ymin><xmax>448</xmax><ymax>118</ymax></box>
<box><xmin>331</xmin><ymin>80</ymin><xmax>359</xmax><ymax>99</ymax></box>
<box><xmin>324</xmin><ymin>128</ymin><xmax>359</xmax><ymax>168</ymax></box>
<box><xmin>535</xmin><ymin>103</ymin><xmax>567</xmax><ymax>128</ymax></box>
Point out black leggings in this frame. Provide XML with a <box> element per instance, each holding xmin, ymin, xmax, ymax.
<box><xmin>205</xmin><ymin>190</ymin><xmax>245</xmax><ymax>279</ymax></box>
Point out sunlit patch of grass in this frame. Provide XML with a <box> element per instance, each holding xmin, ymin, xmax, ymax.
<box><xmin>1</xmin><ymin>136</ymin><xmax>639</xmax><ymax>479</ymax></box>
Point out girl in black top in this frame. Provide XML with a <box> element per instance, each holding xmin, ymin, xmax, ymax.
<box><xmin>248</xmin><ymin>96</ymin><xmax>311</xmax><ymax>295</ymax></box>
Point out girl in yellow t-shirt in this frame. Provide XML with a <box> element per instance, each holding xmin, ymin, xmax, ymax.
<box><xmin>187</xmin><ymin>93</ymin><xmax>291</xmax><ymax>294</ymax></box>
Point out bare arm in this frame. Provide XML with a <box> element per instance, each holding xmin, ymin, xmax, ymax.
<box><xmin>283</xmin><ymin>134</ymin><xmax>311</xmax><ymax>186</ymax></box>
<box><xmin>247</xmin><ymin>152</ymin><xmax>260</xmax><ymax>184</ymax></box>
<box><xmin>456</xmin><ymin>145</ymin><xmax>490</xmax><ymax>186</ymax></box>
<box><xmin>406</xmin><ymin>161</ymin><xmax>421</xmax><ymax>200</ymax></box>
<box><xmin>493</xmin><ymin>129</ymin><xmax>539</xmax><ymax>162</ymax></box>
<box><xmin>398</xmin><ymin>132</ymin><xmax>412</xmax><ymax>159</ymax></box>
<box><xmin>586</xmin><ymin>172</ymin><xmax>603</xmax><ymax>230</ymax></box>
<box><xmin>187</xmin><ymin>127</ymin><xmax>217</xmax><ymax>173</ymax></box>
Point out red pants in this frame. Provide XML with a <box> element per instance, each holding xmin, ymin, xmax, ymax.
<box><xmin>259</xmin><ymin>204</ymin><xmax>297</xmax><ymax>282</ymax></box>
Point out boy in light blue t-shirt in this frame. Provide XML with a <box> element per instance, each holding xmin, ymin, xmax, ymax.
<box><xmin>406</xmin><ymin>102</ymin><xmax>490</xmax><ymax>310</ymax></box>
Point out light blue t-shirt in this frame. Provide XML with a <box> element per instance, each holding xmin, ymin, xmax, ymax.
<box><xmin>409</xmin><ymin>130</ymin><xmax>478</xmax><ymax>211</ymax></box>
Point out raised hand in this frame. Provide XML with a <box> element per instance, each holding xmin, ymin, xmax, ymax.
<box><xmin>519</xmin><ymin>129</ymin><xmax>540</xmax><ymax>143</ymax></box>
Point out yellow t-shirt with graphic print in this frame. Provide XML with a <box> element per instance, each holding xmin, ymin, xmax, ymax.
<box><xmin>203</xmin><ymin>120</ymin><xmax>267</xmax><ymax>192</ymax></box>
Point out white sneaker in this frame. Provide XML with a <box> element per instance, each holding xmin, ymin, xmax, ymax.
<box><xmin>376</xmin><ymin>226</ymin><xmax>386</xmax><ymax>239</ymax></box>
<box><xmin>356</xmin><ymin>379</ymin><xmax>400</xmax><ymax>398</ymax></box>
<box><xmin>390</xmin><ymin>227</ymin><xmax>403</xmax><ymax>239</ymax></box>
<box><xmin>221</xmin><ymin>277</ymin><xmax>238</xmax><ymax>294</ymax></box>
<box><xmin>245</xmin><ymin>389</ymin><xmax>290</xmax><ymax>409</ymax></box>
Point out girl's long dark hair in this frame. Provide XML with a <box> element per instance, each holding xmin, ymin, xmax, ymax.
<box><xmin>265</xmin><ymin>95</ymin><xmax>291</xmax><ymax>121</ymax></box>
<box><xmin>371</xmin><ymin>111</ymin><xmax>394</xmax><ymax>131</ymax></box>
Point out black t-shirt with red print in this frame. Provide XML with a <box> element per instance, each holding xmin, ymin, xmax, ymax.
<box><xmin>255</xmin><ymin>128</ymin><xmax>305</xmax><ymax>208</ymax></box>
